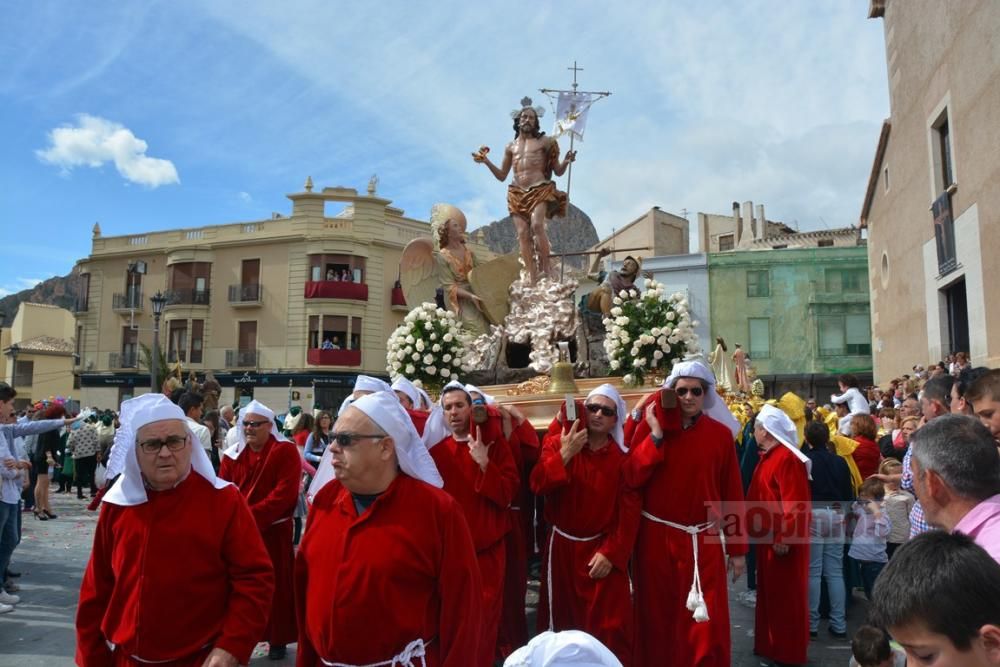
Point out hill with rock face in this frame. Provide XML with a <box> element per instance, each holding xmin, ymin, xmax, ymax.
<box><xmin>0</xmin><ymin>274</ymin><xmax>77</xmax><ymax>324</ymax></box>
<box><xmin>476</xmin><ymin>202</ymin><xmax>599</xmax><ymax>269</ymax></box>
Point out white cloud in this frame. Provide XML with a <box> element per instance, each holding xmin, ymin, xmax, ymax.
<box><xmin>237</xmin><ymin>191</ymin><xmax>253</xmax><ymax>203</ymax></box>
<box><xmin>36</xmin><ymin>114</ymin><xmax>180</xmax><ymax>187</ymax></box>
<box><xmin>195</xmin><ymin>1</ymin><xmax>888</xmax><ymax>235</ymax></box>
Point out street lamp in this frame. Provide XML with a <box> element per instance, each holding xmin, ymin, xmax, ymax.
<box><xmin>150</xmin><ymin>291</ymin><xmax>168</xmax><ymax>393</ymax></box>
<box><xmin>8</xmin><ymin>343</ymin><xmax>20</xmax><ymax>391</ymax></box>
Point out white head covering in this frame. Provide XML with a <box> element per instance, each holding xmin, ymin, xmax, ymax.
<box><xmin>391</xmin><ymin>376</ymin><xmax>422</xmax><ymax>409</ymax></box>
<box><xmin>663</xmin><ymin>360</ymin><xmax>741</xmax><ymax>438</ymax></box>
<box><xmin>464</xmin><ymin>383</ymin><xmax>496</xmax><ymax>405</ymax></box>
<box><xmin>415</xmin><ymin>386</ymin><xmax>433</xmax><ymax>411</ymax></box>
<box><xmin>308</xmin><ymin>391</ymin><xmax>443</xmax><ymax>500</ymax></box>
<box><xmin>585</xmin><ymin>384</ymin><xmax>628</xmax><ymax>453</ymax></box>
<box><xmin>420</xmin><ymin>380</ymin><xmax>469</xmax><ymax>450</ymax></box>
<box><xmin>222</xmin><ymin>399</ymin><xmax>282</xmax><ymax>460</ymax></box>
<box><xmin>757</xmin><ymin>404</ymin><xmax>812</xmax><ymax>479</ymax></box>
<box><xmin>338</xmin><ymin>375</ymin><xmax>393</xmax><ymax>416</ymax></box>
<box><xmin>103</xmin><ymin>394</ymin><xmax>230</xmax><ymax>506</ymax></box>
<box><xmin>504</xmin><ymin>631</ymin><xmax>622</xmax><ymax>667</ymax></box>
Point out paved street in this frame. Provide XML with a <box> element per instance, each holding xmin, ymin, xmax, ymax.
<box><xmin>0</xmin><ymin>493</ymin><xmax>868</xmax><ymax>666</ymax></box>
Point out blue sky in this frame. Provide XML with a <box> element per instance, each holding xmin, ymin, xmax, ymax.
<box><xmin>0</xmin><ymin>1</ymin><xmax>889</xmax><ymax>296</ymax></box>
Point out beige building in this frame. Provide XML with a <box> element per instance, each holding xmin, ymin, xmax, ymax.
<box><xmin>589</xmin><ymin>207</ymin><xmax>689</xmax><ymax>260</ymax></box>
<box><xmin>74</xmin><ymin>179</ymin><xmax>471</xmax><ymax>411</ymax></box>
<box><xmin>861</xmin><ymin>0</ymin><xmax>1000</xmax><ymax>381</ymax></box>
<box><xmin>1</xmin><ymin>302</ymin><xmax>76</xmax><ymax>408</ymax></box>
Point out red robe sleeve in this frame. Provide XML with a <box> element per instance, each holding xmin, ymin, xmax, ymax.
<box><xmin>76</xmin><ymin>505</ymin><xmax>117</xmax><ymax>665</ymax></box>
<box><xmin>249</xmin><ymin>444</ymin><xmax>301</xmax><ymax>530</ymax></box>
<box><xmin>598</xmin><ymin>476</ymin><xmax>642</xmax><ymax>572</ymax></box>
<box><xmin>529</xmin><ymin>432</ymin><xmax>570</xmax><ymax>495</ymax></box>
<box><xmin>621</xmin><ymin>402</ymin><xmax>682</xmax><ymax>489</ymax></box>
<box><xmin>472</xmin><ymin>415</ymin><xmax>519</xmax><ymax>508</ymax></box>
<box><xmin>773</xmin><ymin>453</ymin><xmax>812</xmax><ymax>546</ymax></box>
<box><xmin>212</xmin><ymin>491</ymin><xmax>277</xmax><ymax>663</ymax></box>
<box><xmin>437</xmin><ymin>496</ymin><xmax>485</xmax><ymax>665</ymax></box>
<box><xmin>295</xmin><ymin>501</ymin><xmax>322</xmax><ymax>667</ymax></box>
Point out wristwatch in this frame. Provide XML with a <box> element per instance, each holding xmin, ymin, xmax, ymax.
<box><xmin>651</xmin><ymin>433</ymin><xmax>664</xmax><ymax>448</ymax></box>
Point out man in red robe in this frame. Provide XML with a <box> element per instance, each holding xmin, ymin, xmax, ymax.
<box><xmin>530</xmin><ymin>384</ymin><xmax>639</xmax><ymax>664</ymax></box>
<box><xmin>748</xmin><ymin>404</ymin><xmax>812</xmax><ymax>666</ymax></box>
<box><xmin>219</xmin><ymin>399</ymin><xmax>300</xmax><ymax>660</ymax></box>
<box><xmin>425</xmin><ymin>381</ymin><xmax>520</xmax><ymax>667</ymax></box>
<box><xmin>77</xmin><ymin>394</ymin><xmax>274</xmax><ymax>666</ymax></box>
<box><xmin>297</xmin><ymin>390</ymin><xmax>482</xmax><ymax>665</ymax></box>
<box><xmin>465</xmin><ymin>384</ymin><xmax>541</xmax><ymax>660</ymax></box>
<box><xmin>623</xmin><ymin>360</ymin><xmax>746</xmax><ymax>667</ymax></box>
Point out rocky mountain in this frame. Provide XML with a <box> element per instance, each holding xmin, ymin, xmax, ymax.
<box><xmin>475</xmin><ymin>202</ymin><xmax>600</xmax><ymax>270</ymax></box>
<box><xmin>0</xmin><ymin>273</ymin><xmax>78</xmax><ymax>324</ymax></box>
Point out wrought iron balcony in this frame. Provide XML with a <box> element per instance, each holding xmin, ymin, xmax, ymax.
<box><xmin>112</xmin><ymin>291</ymin><xmax>144</xmax><ymax>312</ymax></box>
<box><xmin>225</xmin><ymin>349</ymin><xmax>259</xmax><ymax>368</ymax></box>
<box><xmin>165</xmin><ymin>288</ymin><xmax>211</xmax><ymax>306</ymax></box>
<box><xmin>109</xmin><ymin>351</ymin><xmax>138</xmax><ymax>369</ymax></box>
<box><xmin>228</xmin><ymin>284</ymin><xmax>262</xmax><ymax>305</ymax></box>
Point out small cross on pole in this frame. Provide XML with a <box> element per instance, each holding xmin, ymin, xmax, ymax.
<box><xmin>568</xmin><ymin>61</ymin><xmax>583</xmax><ymax>92</ymax></box>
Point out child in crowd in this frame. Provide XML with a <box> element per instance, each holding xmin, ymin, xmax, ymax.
<box><xmin>879</xmin><ymin>459</ymin><xmax>914</xmax><ymax>559</ymax></box>
<box><xmin>849</xmin><ymin>478</ymin><xmax>891</xmax><ymax>599</ymax></box>
<box><xmin>870</xmin><ymin>532</ymin><xmax>1000</xmax><ymax>667</ymax></box>
<box><xmin>849</xmin><ymin>625</ymin><xmax>906</xmax><ymax>667</ymax></box>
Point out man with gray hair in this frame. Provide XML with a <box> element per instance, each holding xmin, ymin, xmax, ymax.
<box><xmin>910</xmin><ymin>414</ymin><xmax>1000</xmax><ymax>562</ymax></box>
<box><xmin>76</xmin><ymin>393</ymin><xmax>274</xmax><ymax>665</ymax></box>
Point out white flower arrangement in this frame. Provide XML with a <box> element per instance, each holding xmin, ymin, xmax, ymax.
<box><xmin>386</xmin><ymin>302</ymin><xmax>471</xmax><ymax>391</ymax></box>
<box><xmin>602</xmin><ymin>278</ymin><xmax>701</xmax><ymax>386</ymax></box>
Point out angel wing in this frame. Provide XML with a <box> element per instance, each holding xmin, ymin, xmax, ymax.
<box><xmin>400</xmin><ymin>237</ymin><xmax>438</xmax><ymax>308</ymax></box>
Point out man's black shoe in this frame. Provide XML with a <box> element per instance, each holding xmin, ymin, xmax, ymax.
<box><xmin>829</xmin><ymin>628</ymin><xmax>848</xmax><ymax>639</ymax></box>
<box><xmin>268</xmin><ymin>645</ymin><xmax>287</xmax><ymax>660</ymax></box>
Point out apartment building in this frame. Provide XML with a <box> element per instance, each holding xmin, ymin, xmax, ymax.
<box><xmin>74</xmin><ymin>180</ymin><xmax>440</xmax><ymax>411</ymax></box>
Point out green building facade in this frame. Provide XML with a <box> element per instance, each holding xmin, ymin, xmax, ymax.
<box><xmin>707</xmin><ymin>246</ymin><xmax>872</xmax><ymax>395</ymax></box>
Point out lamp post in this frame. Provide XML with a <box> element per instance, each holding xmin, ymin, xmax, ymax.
<box><xmin>8</xmin><ymin>343</ymin><xmax>20</xmax><ymax>391</ymax></box>
<box><xmin>150</xmin><ymin>291</ymin><xmax>168</xmax><ymax>393</ymax></box>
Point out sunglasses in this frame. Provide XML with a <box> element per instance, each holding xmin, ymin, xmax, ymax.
<box><xmin>585</xmin><ymin>403</ymin><xmax>617</xmax><ymax>417</ymax></box>
<box><xmin>330</xmin><ymin>431</ymin><xmax>386</xmax><ymax>448</ymax></box>
<box><xmin>675</xmin><ymin>387</ymin><xmax>704</xmax><ymax>397</ymax></box>
<box><xmin>242</xmin><ymin>420</ymin><xmax>269</xmax><ymax>429</ymax></box>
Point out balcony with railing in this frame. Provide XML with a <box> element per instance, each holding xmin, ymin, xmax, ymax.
<box><xmin>303</xmin><ymin>281</ymin><xmax>368</xmax><ymax>301</ymax></box>
<box><xmin>165</xmin><ymin>288</ymin><xmax>211</xmax><ymax>307</ymax></box>
<box><xmin>228</xmin><ymin>284</ymin><xmax>263</xmax><ymax>307</ymax></box>
<box><xmin>225</xmin><ymin>349</ymin><xmax>259</xmax><ymax>368</ymax></box>
<box><xmin>307</xmin><ymin>348</ymin><xmax>362</xmax><ymax>366</ymax></box>
<box><xmin>109</xmin><ymin>351</ymin><xmax>139</xmax><ymax>369</ymax></box>
<box><xmin>112</xmin><ymin>291</ymin><xmax>144</xmax><ymax>313</ymax></box>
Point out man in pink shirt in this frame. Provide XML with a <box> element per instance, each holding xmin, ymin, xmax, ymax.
<box><xmin>910</xmin><ymin>415</ymin><xmax>1000</xmax><ymax>562</ymax></box>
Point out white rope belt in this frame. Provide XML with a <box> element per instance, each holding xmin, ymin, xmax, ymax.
<box><xmin>271</xmin><ymin>516</ymin><xmax>292</xmax><ymax>526</ymax></box>
<box><xmin>109</xmin><ymin>641</ymin><xmax>212</xmax><ymax>664</ymax></box>
<box><xmin>547</xmin><ymin>525</ymin><xmax>603</xmax><ymax>631</ymax></box>
<box><xmin>321</xmin><ymin>637</ymin><xmax>432</xmax><ymax>667</ymax></box>
<box><xmin>642</xmin><ymin>511</ymin><xmax>715</xmax><ymax>623</ymax></box>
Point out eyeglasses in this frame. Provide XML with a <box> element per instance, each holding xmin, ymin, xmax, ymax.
<box><xmin>585</xmin><ymin>403</ymin><xmax>617</xmax><ymax>417</ymax></box>
<box><xmin>330</xmin><ymin>431</ymin><xmax>387</xmax><ymax>448</ymax></box>
<box><xmin>138</xmin><ymin>434</ymin><xmax>188</xmax><ymax>455</ymax></box>
<box><xmin>675</xmin><ymin>387</ymin><xmax>704</xmax><ymax>397</ymax></box>
<box><xmin>242</xmin><ymin>420</ymin><xmax>269</xmax><ymax>429</ymax></box>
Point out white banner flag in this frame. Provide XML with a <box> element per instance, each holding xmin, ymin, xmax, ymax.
<box><xmin>553</xmin><ymin>92</ymin><xmax>593</xmax><ymax>141</ymax></box>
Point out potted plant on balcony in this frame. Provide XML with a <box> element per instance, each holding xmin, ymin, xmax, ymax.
<box><xmin>386</xmin><ymin>302</ymin><xmax>472</xmax><ymax>395</ymax></box>
<box><xmin>603</xmin><ymin>278</ymin><xmax>701</xmax><ymax>387</ymax></box>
